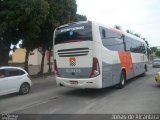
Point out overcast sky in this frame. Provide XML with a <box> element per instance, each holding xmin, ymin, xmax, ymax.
<box><xmin>77</xmin><ymin>0</ymin><xmax>160</xmax><ymax>47</ymax></box>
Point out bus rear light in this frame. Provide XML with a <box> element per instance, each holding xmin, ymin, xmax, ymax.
<box><xmin>90</xmin><ymin>57</ymin><xmax>100</xmax><ymax>78</ymax></box>
<box><xmin>54</xmin><ymin>59</ymin><xmax>60</xmax><ymax>77</ymax></box>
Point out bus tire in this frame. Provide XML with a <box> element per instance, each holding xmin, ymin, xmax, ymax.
<box><xmin>141</xmin><ymin>65</ymin><xmax>147</xmax><ymax>76</ymax></box>
<box><xmin>118</xmin><ymin>71</ymin><xmax>126</xmax><ymax>89</ymax></box>
<box><xmin>145</xmin><ymin>65</ymin><xmax>147</xmax><ymax>72</ymax></box>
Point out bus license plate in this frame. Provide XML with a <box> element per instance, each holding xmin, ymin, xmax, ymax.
<box><xmin>70</xmin><ymin>81</ymin><xmax>78</xmax><ymax>84</ymax></box>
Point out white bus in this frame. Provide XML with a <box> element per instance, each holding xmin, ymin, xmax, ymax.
<box><xmin>53</xmin><ymin>21</ymin><xmax>148</xmax><ymax>89</ymax></box>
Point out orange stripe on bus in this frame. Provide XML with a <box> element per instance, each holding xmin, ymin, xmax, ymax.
<box><xmin>118</xmin><ymin>51</ymin><xmax>134</xmax><ymax>77</ymax></box>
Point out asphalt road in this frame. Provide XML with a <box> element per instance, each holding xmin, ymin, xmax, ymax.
<box><xmin>0</xmin><ymin>66</ymin><xmax>160</xmax><ymax>114</ymax></box>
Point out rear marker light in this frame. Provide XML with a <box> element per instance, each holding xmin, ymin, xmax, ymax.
<box><xmin>93</xmin><ymin>70</ymin><xmax>99</xmax><ymax>76</ymax></box>
<box><xmin>89</xmin><ymin>57</ymin><xmax>100</xmax><ymax>78</ymax></box>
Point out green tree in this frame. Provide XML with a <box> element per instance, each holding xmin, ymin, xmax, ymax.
<box><xmin>75</xmin><ymin>14</ymin><xmax>87</xmax><ymax>21</ymax></box>
<box><xmin>37</xmin><ymin>0</ymin><xmax>76</xmax><ymax>74</ymax></box>
<box><xmin>0</xmin><ymin>0</ymin><xmax>49</xmax><ymax>68</ymax></box>
<box><xmin>155</xmin><ymin>50</ymin><xmax>160</xmax><ymax>57</ymax></box>
<box><xmin>134</xmin><ymin>33</ymin><xmax>141</xmax><ymax>38</ymax></box>
<box><xmin>114</xmin><ymin>25</ymin><xmax>122</xmax><ymax>30</ymax></box>
<box><xmin>126</xmin><ymin>29</ymin><xmax>134</xmax><ymax>34</ymax></box>
<box><xmin>19</xmin><ymin>0</ymin><xmax>49</xmax><ymax>71</ymax></box>
<box><xmin>38</xmin><ymin>0</ymin><xmax>87</xmax><ymax>74</ymax></box>
<box><xmin>0</xmin><ymin>0</ymin><xmax>22</xmax><ymax>66</ymax></box>
<box><xmin>142</xmin><ymin>38</ymin><xmax>149</xmax><ymax>47</ymax></box>
<box><xmin>150</xmin><ymin>47</ymin><xmax>158</xmax><ymax>53</ymax></box>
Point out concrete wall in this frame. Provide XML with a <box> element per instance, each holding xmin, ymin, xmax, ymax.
<box><xmin>11</xmin><ymin>48</ymin><xmax>54</xmax><ymax>75</ymax></box>
<box><xmin>12</xmin><ymin>48</ymin><xmax>26</xmax><ymax>63</ymax></box>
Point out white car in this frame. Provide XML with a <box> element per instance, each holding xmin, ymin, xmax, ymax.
<box><xmin>0</xmin><ymin>66</ymin><xmax>31</xmax><ymax>96</ymax></box>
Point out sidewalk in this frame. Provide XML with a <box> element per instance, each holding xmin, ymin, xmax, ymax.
<box><xmin>30</xmin><ymin>72</ymin><xmax>54</xmax><ymax>79</ymax></box>
<box><xmin>30</xmin><ymin>74</ymin><xmax>56</xmax><ymax>84</ymax></box>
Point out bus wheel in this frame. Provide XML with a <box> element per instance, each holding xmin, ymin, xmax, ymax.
<box><xmin>141</xmin><ymin>65</ymin><xmax>147</xmax><ymax>77</ymax></box>
<box><xmin>118</xmin><ymin>71</ymin><xmax>126</xmax><ymax>89</ymax></box>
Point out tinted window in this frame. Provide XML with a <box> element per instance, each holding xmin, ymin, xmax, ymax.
<box><xmin>100</xmin><ymin>27</ymin><xmax>125</xmax><ymax>51</ymax></box>
<box><xmin>19</xmin><ymin>70</ymin><xmax>26</xmax><ymax>75</ymax></box>
<box><xmin>102</xmin><ymin>38</ymin><xmax>125</xmax><ymax>51</ymax></box>
<box><xmin>55</xmin><ymin>22</ymin><xmax>92</xmax><ymax>45</ymax></box>
<box><xmin>125</xmin><ymin>36</ymin><xmax>146</xmax><ymax>53</ymax></box>
<box><xmin>6</xmin><ymin>68</ymin><xmax>25</xmax><ymax>77</ymax></box>
<box><xmin>0</xmin><ymin>69</ymin><xmax>6</xmax><ymax>78</ymax></box>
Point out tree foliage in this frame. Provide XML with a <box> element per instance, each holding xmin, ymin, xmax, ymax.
<box><xmin>0</xmin><ymin>0</ymin><xmax>87</xmax><ymax>73</ymax></box>
<box><xmin>20</xmin><ymin>0</ymin><xmax>49</xmax><ymax>71</ymax></box>
<box><xmin>150</xmin><ymin>47</ymin><xmax>158</xmax><ymax>53</ymax></box>
<box><xmin>20</xmin><ymin>0</ymin><xmax>49</xmax><ymax>46</ymax></box>
<box><xmin>75</xmin><ymin>14</ymin><xmax>87</xmax><ymax>21</ymax></box>
<box><xmin>37</xmin><ymin>0</ymin><xmax>86</xmax><ymax>74</ymax></box>
<box><xmin>126</xmin><ymin>30</ymin><xmax>134</xmax><ymax>34</ymax></box>
<box><xmin>0</xmin><ymin>0</ymin><xmax>22</xmax><ymax>66</ymax></box>
<box><xmin>126</xmin><ymin>30</ymin><xmax>149</xmax><ymax>47</ymax></box>
<box><xmin>0</xmin><ymin>0</ymin><xmax>49</xmax><ymax>67</ymax></box>
<box><xmin>134</xmin><ymin>33</ymin><xmax>141</xmax><ymax>38</ymax></box>
<box><xmin>38</xmin><ymin>0</ymin><xmax>85</xmax><ymax>50</ymax></box>
<box><xmin>114</xmin><ymin>25</ymin><xmax>122</xmax><ymax>30</ymax></box>
<box><xmin>155</xmin><ymin>50</ymin><xmax>160</xmax><ymax>57</ymax></box>
<box><xmin>126</xmin><ymin>30</ymin><xmax>141</xmax><ymax>37</ymax></box>
<box><xmin>150</xmin><ymin>47</ymin><xmax>160</xmax><ymax>57</ymax></box>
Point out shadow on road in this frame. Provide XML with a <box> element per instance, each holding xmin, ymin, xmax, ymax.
<box><xmin>155</xmin><ymin>84</ymin><xmax>160</xmax><ymax>88</ymax></box>
<box><xmin>0</xmin><ymin>93</ymin><xmax>19</xmax><ymax>100</ymax></box>
<box><xmin>59</xmin><ymin>85</ymin><xmax>121</xmax><ymax>99</ymax></box>
<box><xmin>58</xmin><ymin>73</ymin><xmax>151</xmax><ymax>99</ymax></box>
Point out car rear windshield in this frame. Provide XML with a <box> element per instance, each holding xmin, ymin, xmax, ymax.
<box><xmin>54</xmin><ymin>22</ymin><xmax>92</xmax><ymax>45</ymax></box>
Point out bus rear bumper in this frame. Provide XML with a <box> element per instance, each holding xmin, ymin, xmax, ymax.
<box><xmin>56</xmin><ymin>76</ymin><xmax>102</xmax><ymax>89</ymax></box>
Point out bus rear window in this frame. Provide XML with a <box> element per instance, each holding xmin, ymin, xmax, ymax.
<box><xmin>54</xmin><ymin>23</ymin><xmax>92</xmax><ymax>45</ymax></box>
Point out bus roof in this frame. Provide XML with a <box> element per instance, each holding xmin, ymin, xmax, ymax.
<box><xmin>91</xmin><ymin>21</ymin><xmax>147</xmax><ymax>44</ymax></box>
<box><xmin>55</xmin><ymin>21</ymin><xmax>147</xmax><ymax>45</ymax></box>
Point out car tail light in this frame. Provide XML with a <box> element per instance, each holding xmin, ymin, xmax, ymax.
<box><xmin>54</xmin><ymin>59</ymin><xmax>60</xmax><ymax>77</ymax></box>
<box><xmin>89</xmin><ymin>57</ymin><xmax>100</xmax><ymax>78</ymax></box>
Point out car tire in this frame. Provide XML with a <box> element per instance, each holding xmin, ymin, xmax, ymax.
<box><xmin>117</xmin><ymin>71</ymin><xmax>126</xmax><ymax>89</ymax></box>
<box><xmin>19</xmin><ymin>83</ymin><xmax>30</xmax><ymax>95</ymax></box>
